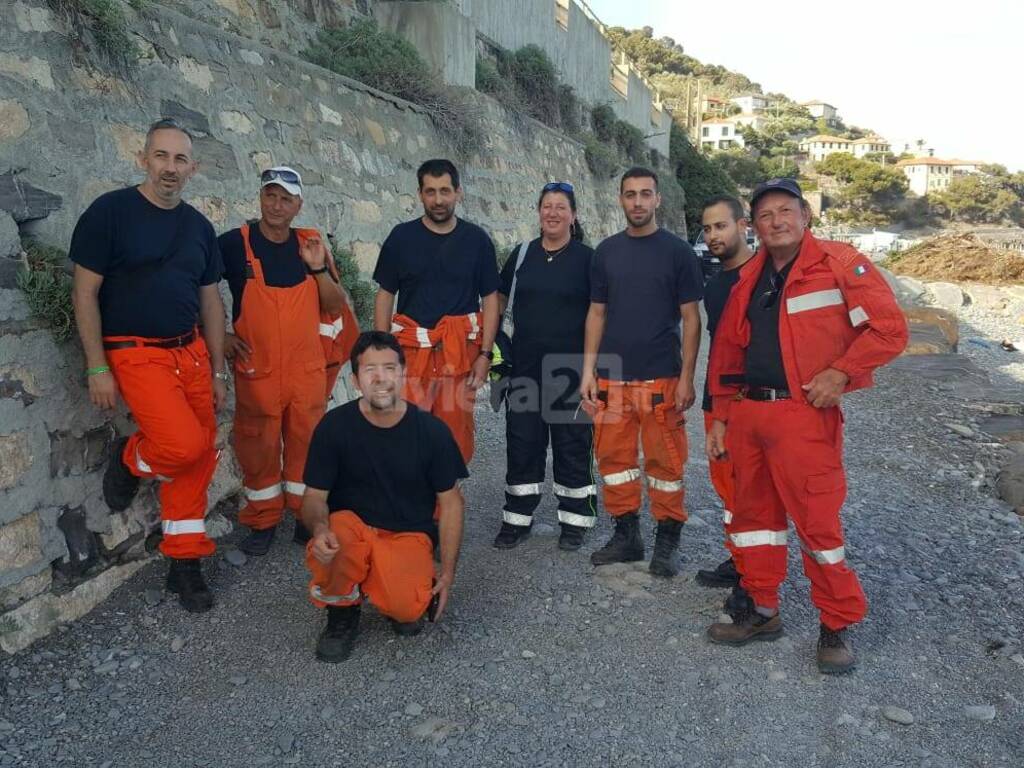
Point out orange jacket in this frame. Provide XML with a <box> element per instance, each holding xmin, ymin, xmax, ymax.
<box><xmin>709</xmin><ymin>231</ymin><xmax>908</xmax><ymax>421</ymax></box>
<box><xmin>390</xmin><ymin>312</ymin><xmax>482</xmax><ymax>378</ymax></box>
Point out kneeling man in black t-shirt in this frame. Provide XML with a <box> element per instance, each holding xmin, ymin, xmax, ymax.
<box><xmin>301</xmin><ymin>332</ymin><xmax>469</xmax><ymax>663</ymax></box>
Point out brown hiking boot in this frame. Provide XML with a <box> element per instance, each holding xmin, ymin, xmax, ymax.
<box><xmin>707</xmin><ymin>611</ymin><xmax>784</xmax><ymax>647</ymax></box>
<box><xmin>817</xmin><ymin>624</ymin><xmax>857</xmax><ymax>674</ymax></box>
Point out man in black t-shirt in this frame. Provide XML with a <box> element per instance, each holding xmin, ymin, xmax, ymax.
<box><xmin>694</xmin><ymin>196</ymin><xmax>753</xmax><ymax>591</ymax></box>
<box><xmin>218</xmin><ymin>167</ymin><xmax>349</xmax><ymax>557</ymax></box>
<box><xmin>372</xmin><ymin>159</ymin><xmax>500</xmax><ymax>464</ymax></box>
<box><xmin>302</xmin><ymin>332</ymin><xmax>468</xmax><ymax>663</ymax></box>
<box><xmin>581</xmin><ymin>167</ymin><xmax>703</xmax><ymax>579</ymax></box>
<box><xmin>70</xmin><ymin>118</ymin><xmax>226</xmax><ymax>613</ymax></box>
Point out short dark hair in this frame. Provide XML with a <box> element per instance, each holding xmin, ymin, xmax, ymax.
<box><xmin>702</xmin><ymin>195</ymin><xmax>746</xmax><ymax>222</ymax></box>
<box><xmin>350</xmin><ymin>331</ymin><xmax>405</xmax><ymax>374</ymax></box>
<box><xmin>417</xmin><ymin>159</ymin><xmax>460</xmax><ymax>190</ymax></box>
<box><xmin>620</xmin><ymin>166</ymin><xmax>658</xmax><ymax>192</ymax></box>
<box><xmin>144</xmin><ymin>117</ymin><xmax>194</xmax><ymax>152</ymax></box>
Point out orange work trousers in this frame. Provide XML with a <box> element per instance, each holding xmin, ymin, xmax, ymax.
<box><xmin>232</xmin><ymin>223</ymin><xmax>328</xmax><ymax>531</ymax></box>
<box><xmin>106</xmin><ymin>334</ymin><xmax>219</xmax><ymax>559</ymax></box>
<box><xmin>704</xmin><ymin>411</ymin><xmax>737</xmax><ymax>559</ymax></box>
<box><xmin>305</xmin><ymin>511</ymin><xmax>434</xmax><ymax>623</ymax></box>
<box><xmin>726</xmin><ymin>398</ymin><xmax>867</xmax><ymax>630</ymax></box>
<box><xmin>593</xmin><ymin>378</ymin><xmax>687</xmax><ymax>522</ymax></box>
<box><xmin>402</xmin><ymin>340</ymin><xmax>479</xmax><ymax>463</ymax></box>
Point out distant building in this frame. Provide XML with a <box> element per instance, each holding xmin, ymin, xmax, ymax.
<box><xmin>948</xmin><ymin>159</ymin><xmax>987</xmax><ymax>175</ymax></box>
<box><xmin>851</xmin><ymin>136</ymin><xmax>892</xmax><ymax>159</ymax></box>
<box><xmin>728</xmin><ymin>112</ymin><xmax>769</xmax><ymax>132</ymax></box>
<box><xmin>731</xmin><ymin>94</ymin><xmax>771</xmax><ymax>114</ymax></box>
<box><xmin>896</xmin><ymin>157</ymin><xmax>954</xmax><ymax>196</ymax></box>
<box><xmin>701</xmin><ymin>96</ymin><xmax>730</xmax><ymax>117</ymax></box>
<box><xmin>700</xmin><ymin>118</ymin><xmax>744</xmax><ymax>151</ymax></box>
<box><xmin>802</xmin><ymin>100</ymin><xmax>840</xmax><ymax>127</ymax></box>
<box><xmin>798</xmin><ymin>134</ymin><xmax>853</xmax><ymax>162</ymax></box>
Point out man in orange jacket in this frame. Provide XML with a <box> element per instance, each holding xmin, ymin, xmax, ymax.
<box><xmin>219</xmin><ymin>167</ymin><xmax>350</xmax><ymax>556</ymax></box>
<box><xmin>372</xmin><ymin>159</ymin><xmax>500</xmax><ymax>464</ymax></box>
<box><xmin>705</xmin><ymin>178</ymin><xmax>908</xmax><ymax>674</ymax></box>
<box><xmin>70</xmin><ymin>118</ymin><xmax>226</xmax><ymax>613</ymax></box>
<box><xmin>581</xmin><ymin>167</ymin><xmax>704</xmax><ymax>578</ymax></box>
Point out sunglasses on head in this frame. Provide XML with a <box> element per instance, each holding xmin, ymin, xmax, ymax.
<box><xmin>261</xmin><ymin>168</ymin><xmax>301</xmax><ymax>185</ymax></box>
<box><xmin>542</xmin><ymin>181</ymin><xmax>574</xmax><ymax>194</ymax></box>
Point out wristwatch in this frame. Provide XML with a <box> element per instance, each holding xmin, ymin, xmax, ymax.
<box><xmin>213</xmin><ymin>371</ymin><xmax>230</xmax><ymax>382</ymax></box>
<box><xmin>308</xmin><ymin>265</ymin><xmax>329</xmax><ymax>275</ymax></box>
<box><xmin>479</xmin><ymin>349</ymin><xmax>494</xmax><ymax>361</ymax></box>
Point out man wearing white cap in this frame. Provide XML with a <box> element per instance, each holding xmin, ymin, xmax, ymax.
<box><xmin>219</xmin><ymin>166</ymin><xmax>349</xmax><ymax>555</ymax></box>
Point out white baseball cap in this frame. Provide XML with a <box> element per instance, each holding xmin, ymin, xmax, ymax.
<box><xmin>260</xmin><ymin>166</ymin><xmax>303</xmax><ymax>197</ymax></box>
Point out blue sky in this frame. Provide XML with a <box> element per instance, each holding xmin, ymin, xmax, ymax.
<box><xmin>585</xmin><ymin>0</ymin><xmax>1023</xmax><ymax>171</ymax></box>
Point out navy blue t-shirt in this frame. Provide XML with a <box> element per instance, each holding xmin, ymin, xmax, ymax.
<box><xmin>303</xmin><ymin>400</ymin><xmax>469</xmax><ymax>537</ymax></box>
<box><xmin>218</xmin><ymin>225</ymin><xmax>307</xmax><ymax>322</ymax></box>
<box><xmin>373</xmin><ymin>218</ymin><xmax>499</xmax><ymax>329</ymax></box>
<box><xmin>591</xmin><ymin>228</ymin><xmax>703</xmax><ymax>381</ymax></box>
<box><xmin>69</xmin><ymin>187</ymin><xmax>221</xmax><ymax>338</ymax></box>
<box><xmin>701</xmin><ymin>267</ymin><xmax>742</xmax><ymax>411</ymax></box>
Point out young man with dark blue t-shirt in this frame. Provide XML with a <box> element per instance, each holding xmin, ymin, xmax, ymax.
<box><xmin>581</xmin><ymin>167</ymin><xmax>704</xmax><ymax>579</ymax></box>
<box><xmin>70</xmin><ymin>118</ymin><xmax>226</xmax><ymax>613</ymax></box>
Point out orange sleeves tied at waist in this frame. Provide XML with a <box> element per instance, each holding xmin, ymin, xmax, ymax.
<box><xmin>305</xmin><ymin>511</ymin><xmax>434</xmax><ymax>623</ymax></box>
<box><xmin>390</xmin><ymin>312</ymin><xmax>483</xmax><ymax>463</ymax></box>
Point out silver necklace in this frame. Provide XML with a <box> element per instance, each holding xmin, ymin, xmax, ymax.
<box><xmin>542</xmin><ymin>240</ymin><xmax>570</xmax><ymax>262</ymax></box>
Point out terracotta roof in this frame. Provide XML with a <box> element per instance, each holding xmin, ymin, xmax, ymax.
<box><xmin>947</xmin><ymin>159</ymin><xmax>986</xmax><ymax>166</ymax></box>
<box><xmin>896</xmin><ymin>157</ymin><xmax>954</xmax><ymax>167</ymax></box>
<box><xmin>852</xmin><ymin>136</ymin><xmax>890</xmax><ymax>145</ymax></box>
<box><xmin>800</xmin><ymin>134</ymin><xmax>851</xmax><ymax>144</ymax></box>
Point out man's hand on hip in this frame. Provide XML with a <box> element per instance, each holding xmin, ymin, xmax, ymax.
<box><xmin>802</xmin><ymin>367</ymin><xmax>849</xmax><ymax>408</ymax></box>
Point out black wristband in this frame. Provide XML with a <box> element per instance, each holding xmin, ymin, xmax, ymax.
<box><xmin>308</xmin><ymin>265</ymin><xmax>329</xmax><ymax>275</ymax></box>
<box><xmin>479</xmin><ymin>349</ymin><xmax>494</xmax><ymax>361</ymax></box>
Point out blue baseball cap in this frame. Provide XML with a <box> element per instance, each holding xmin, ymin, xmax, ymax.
<box><xmin>750</xmin><ymin>177</ymin><xmax>803</xmax><ymax>211</ymax></box>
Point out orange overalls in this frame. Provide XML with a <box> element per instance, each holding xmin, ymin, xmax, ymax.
<box><xmin>232</xmin><ymin>224</ymin><xmax>339</xmax><ymax>531</ymax></box>
<box><xmin>305</xmin><ymin>511</ymin><xmax>434</xmax><ymax>623</ymax></box>
<box><xmin>709</xmin><ymin>232</ymin><xmax>908</xmax><ymax>629</ymax></box>
<box><xmin>390</xmin><ymin>312</ymin><xmax>482</xmax><ymax>463</ymax></box>
<box><xmin>592</xmin><ymin>377</ymin><xmax>688</xmax><ymax>522</ymax></box>
<box><xmin>703</xmin><ymin>411</ymin><xmax>737</xmax><ymax>557</ymax></box>
<box><xmin>105</xmin><ymin>331</ymin><xmax>219</xmax><ymax>559</ymax></box>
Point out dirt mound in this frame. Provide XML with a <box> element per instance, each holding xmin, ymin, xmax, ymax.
<box><xmin>884</xmin><ymin>233</ymin><xmax>1024</xmax><ymax>285</ymax></box>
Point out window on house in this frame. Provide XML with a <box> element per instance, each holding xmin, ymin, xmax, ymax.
<box><xmin>702</xmin><ymin>127</ymin><xmax>709</xmax><ymax>137</ymax></box>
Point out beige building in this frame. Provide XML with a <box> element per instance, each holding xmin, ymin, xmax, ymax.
<box><xmin>851</xmin><ymin>136</ymin><xmax>892</xmax><ymax>158</ymax></box>
<box><xmin>802</xmin><ymin>100</ymin><xmax>840</xmax><ymax>126</ymax></box>
<box><xmin>897</xmin><ymin>157</ymin><xmax>954</xmax><ymax>196</ymax></box>
<box><xmin>799</xmin><ymin>134</ymin><xmax>853</xmax><ymax>162</ymax></box>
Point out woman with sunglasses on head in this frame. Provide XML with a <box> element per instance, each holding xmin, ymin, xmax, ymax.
<box><xmin>493</xmin><ymin>182</ymin><xmax>597</xmax><ymax>552</ymax></box>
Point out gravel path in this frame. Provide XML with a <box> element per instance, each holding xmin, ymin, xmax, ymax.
<box><xmin>2</xmin><ymin>311</ymin><xmax>1023</xmax><ymax>767</ymax></box>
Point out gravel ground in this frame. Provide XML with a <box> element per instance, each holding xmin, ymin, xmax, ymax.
<box><xmin>2</xmin><ymin>304</ymin><xmax>1024</xmax><ymax>768</ymax></box>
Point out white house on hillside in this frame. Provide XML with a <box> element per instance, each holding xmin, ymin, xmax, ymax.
<box><xmin>851</xmin><ymin>136</ymin><xmax>891</xmax><ymax>158</ymax></box>
<box><xmin>700</xmin><ymin>118</ymin><xmax>744</xmax><ymax>150</ymax></box>
<box><xmin>731</xmin><ymin>94</ymin><xmax>770</xmax><ymax>114</ymax></box>
<box><xmin>897</xmin><ymin>157</ymin><xmax>954</xmax><ymax>196</ymax></box>
<box><xmin>798</xmin><ymin>134</ymin><xmax>853</xmax><ymax>162</ymax></box>
<box><xmin>949</xmin><ymin>160</ymin><xmax>987</xmax><ymax>175</ymax></box>
<box><xmin>729</xmin><ymin>113</ymin><xmax>768</xmax><ymax>132</ymax></box>
<box><xmin>802</xmin><ymin>100</ymin><xmax>840</xmax><ymax>126</ymax></box>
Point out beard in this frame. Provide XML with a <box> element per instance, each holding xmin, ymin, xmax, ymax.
<box><xmin>425</xmin><ymin>204</ymin><xmax>455</xmax><ymax>224</ymax></box>
<box><xmin>365</xmin><ymin>390</ymin><xmax>398</xmax><ymax>411</ymax></box>
<box><xmin>626</xmin><ymin>209</ymin><xmax>654</xmax><ymax>229</ymax></box>
<box><xmin>714</xmin><ymin>239</ymin><xmax>742</xmax><ymax>263</ymax></box>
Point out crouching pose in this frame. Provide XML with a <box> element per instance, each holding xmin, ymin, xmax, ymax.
<box><xmin>301</xmin><ymin>332</ymin><xmax>468</xmax><ymax>662</ymax></box>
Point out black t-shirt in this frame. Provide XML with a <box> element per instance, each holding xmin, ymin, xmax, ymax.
<box><xmin>745</xmin><ymin>259</ymin><xmax>795</xmax><ymax>389</ymax></box>
<box><xmin>499</xmin><ymin>238</ymin><xmax>592</xmax><ymax>371</ymax></box>
<box><xmin>303</xmin><ymin>400</ymin><xmax>469</xmax><ymax>536</ymax></box>
<box><xmin>702</xmin><ymin>266</ymin><xmax>742</xmax><ymax>412</ymax></box>
<box><xmin>373</xmin><ymin>218</ymin><xmax>500</xmax><ymax>329</ymax></box>
<box><xmin>69</xmin><ymin>187</ymin><xmax>222</xmax><ymax>338</ymax></box>
<box><xmin>218</xmin><ymin>225</ymin><xmax>307</xmax><ymax>322</ymax></box>
<box><xmin>591</xmin><ymin>228</ymin><xmax>703</xmax><ymax>381</ymax></box>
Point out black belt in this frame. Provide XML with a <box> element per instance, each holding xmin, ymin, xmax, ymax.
<box><xmin>743</xmin><ymin>386</ymin><xmax>791</xmax><ymax>401</ymax></box>
<box><xmin>103</xmin><ymin>330</ymin><xmax>197</xmax><ymax>351</ymax></box>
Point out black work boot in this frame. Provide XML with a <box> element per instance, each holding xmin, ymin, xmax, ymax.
<box><xmin>239</xmin><ymin>526</ymin><xmax>276</xmax><ymax>556</ymax></box>
<box><xmin>724</xmin><ymin>584</ymin><xmax>754</xmax><ymax>622</ymax></box>
<box><xmin>649</xmin><ymin>519</ymin><xmax>684</xmax><ymax>578</ymax></box>
<box><xmin>166</xmin><ymin>558</ymin><xmax>214</xmax><ymax>613</ymax></box>
<box><xmin>817</xmin><ymin>624</ymin><xmax>857</xmax><ymax>675</ymax></box>
<box><xmin>590</xmin><ymin>512</ymin><xmax>645</xmax><ymax>566</ymax></box>
<box><xmin>707</xmin><ymin>609</ymin><xmax>784</xmax><ymax>647</ymax></box>
<box><xmin>696</xmin><ymin>557</ymin><xmax>740</xmax><ymax>588</ymax></box>
<box><xmin>493</xmin><ymin>521</ymin><xmax>532</xmax><ymax>549</ymax></box>
<box><xmin>316</xmin><ymin>605</ymin><xmax>361</xmax><ymax>663</ymax></box>
<box><xmin>292</xmin><ymin>519</ymin><xmax>312</xmax><ymax>545</ymax></box>
<box><xmin>103</xmin><ymin>436</ymin><xmax>140</xmax><ymax>512</ymax></box>
<box><xmin>390</xmin><ymin>616</ymin><xmax>425</xmax><ymax>636</ymax></box>
<box><xmin>557</xmin><ymin>523</ymin><xmax>587</xmax><ymax>552</ymax></box>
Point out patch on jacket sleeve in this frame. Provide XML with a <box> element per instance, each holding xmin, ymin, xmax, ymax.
<box><xmin>853</xmin><ymin>264</ymin><xmax>868</xmax><ymax>276</ymax></box>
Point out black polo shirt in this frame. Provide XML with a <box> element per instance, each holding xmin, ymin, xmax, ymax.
<box><xmin>373</xmin><ymin>217</ymin><xmax>499</xmax><ymax>329</ymax></box>
<box><xmin>591</xmin><ymin>228</ymin><xmax>703</xmax><ymax>381</ymax></box>
<box><xmin>219</xmin><ymin>225</ymin><xmax>307</xmax><ymax>322</ymax></box>
<box><xmin>69</xmin><ymin>187</ymin><xmax>221</xmax><ymax>338</ymax></box>
<box><xmin>744</xmin><ymin>259</ymin><xmax>795</xmax><ymax>390</ymax></box>
<box><xmin>701</xmin><ymin>266</ymin><xmax>741</xmax><ymax>411</ymax></box>
<box><xmin>303</xmin><ymin>400</ymin><xmax>468</xmax><ymax>537</ymax></box>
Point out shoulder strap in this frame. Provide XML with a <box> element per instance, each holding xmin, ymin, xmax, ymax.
<box><xmin>506</xmin><ymin>241</ymin><xmax>530</xmax><ymax>311</ymax></box>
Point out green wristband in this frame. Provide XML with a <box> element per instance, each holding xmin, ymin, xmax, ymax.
<box><xmin>86</xmin><ymin>366</ymin><xmax>111</xmax><ymax>376</ymax></box>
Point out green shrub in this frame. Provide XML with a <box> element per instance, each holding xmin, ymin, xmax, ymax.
<box><xmin>510</xmin><ymin>45</ymin><xmax>559</xmax><ymax>122</ymax></box>
<box><xmin>17</xmin><ymin>240</ymin><xmax>75</xmax><ymax>342</ymax></box>
<box><xmin>590</xmin><ymin>104</ymin><xmax>617</xmax><ymax>142</ymax></box>
<box><xmin>584</xmin><ymin>134</ymin><xmax>620</xmax><ymax>180</ymax></box>
<box><xmin>304</xmin><ymin>20</ymin><xmax>483</xmax><ymax>154</ymax></box>
<box><xmin>613</xmin><ymin>120</ymin><xmax>647</xmax><ymax>164</ymax></box>
<box><xmin>557</xmin><ymin>84</ymin><xmax>581</xmax><ymax>135</ymax></box>
<box><xmin>49</xmin><ymin>0</ymin><xmax>145</xmax><ymax>68</ymax></box>
<box><xmin>331</xmin><ymin>246</ymin><xmax>375</xmax><ymax>330</ymax></box>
